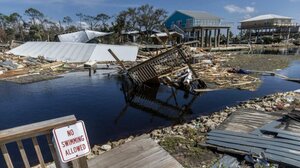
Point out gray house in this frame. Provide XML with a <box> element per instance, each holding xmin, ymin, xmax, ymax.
<box><xmin>164</xmin><ymin>10</ymin><xmax>232</xmax><ymax>47</ymax></box>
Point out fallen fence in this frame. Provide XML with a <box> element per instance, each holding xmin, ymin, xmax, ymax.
<box><xmin>127</xmin><ymin>45</ymin><xmax>206</xmax><ymax>88</ymax></box>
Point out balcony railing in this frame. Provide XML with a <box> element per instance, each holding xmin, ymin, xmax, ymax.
<box><xmin>238</xmin><ymin>23</ymin><xmax>299</xmax><ymax>29</ymax></box>
<box><xmin>191</xmin><ymin>22</ymin><xmax>234</xmax><ymax>28</ymax></box>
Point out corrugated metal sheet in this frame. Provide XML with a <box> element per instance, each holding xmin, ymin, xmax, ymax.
<box><xmin>7</xmin><ymin>42</ymin><xmax>138</xmax><ymax>62</ymax></box>
<box><xmin>85</xmin><ymin>30</ymin><xmax>112</xmax><ymax>40</ymax></box>
<box><xmin>89</xmin><ymin>44</ymin><xmax>138</xmax><ymax>62</ymax></box>
<box><xmin>58</xmin><ymin>30</ymin><xmax>112</xmax><ymax>43</ymax></box>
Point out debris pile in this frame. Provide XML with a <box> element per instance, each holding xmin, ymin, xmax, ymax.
<box><xmin>193</xmin><ymin>53</ymin><xmax>260</xmax><ymax>91</ymax></box>
<box><xmin>238</xmin><ymin>91</ymin><xmax>300</xmax><ymax>111</ymax></box>
<box><xmin>0</xmin><ymin>52</ymin><xmax>67</xmax><ymax>83</ymax></box>
<box><xmin>133</xmin><ymin>46</ymin><xmax>261</xmax><ymax>92</ymax></box>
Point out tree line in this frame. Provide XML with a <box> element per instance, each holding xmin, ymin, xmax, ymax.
<box><xmin>0</xmin><ymin>4</ymin><xmax>167</xmax><ymax>43</ymax></box>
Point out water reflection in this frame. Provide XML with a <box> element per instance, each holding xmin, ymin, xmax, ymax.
<box><xmin>115</xmin><ymin>78</ymin><xmax>200</xmax><ymax>124</ymax></box>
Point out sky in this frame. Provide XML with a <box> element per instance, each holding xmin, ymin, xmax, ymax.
<box><xmin>0</xmin><ymin>0</ymin><xmax>300</xmax><ymax>33</ymax></box>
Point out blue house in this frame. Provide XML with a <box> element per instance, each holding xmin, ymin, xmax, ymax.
<box><xmin>164</xmin><ymin>10</ymin><xmax>232</xmax><ymax>47</ymax></box>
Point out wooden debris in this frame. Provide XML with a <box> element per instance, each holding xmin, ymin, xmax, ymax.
<box><xmin>0</xmin><ymin>52</ymin><xmax>69</xmax><ymax>83</ymax></box>
<box><xmin>135</xmin><ymin>45</ymin><xmax>261</xmax><ymax>91</ymax></box>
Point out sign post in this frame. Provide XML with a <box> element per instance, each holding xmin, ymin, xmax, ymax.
<box><xmin>53</xmin><ymin>121</ymin><xmax>91</xmax><ymax>163</ymax></box>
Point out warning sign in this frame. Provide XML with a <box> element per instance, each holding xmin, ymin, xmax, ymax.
<box><xmin>53</xmin><ymin>121</ymin><xmax>91</xmax><ymax>163</ymax></box>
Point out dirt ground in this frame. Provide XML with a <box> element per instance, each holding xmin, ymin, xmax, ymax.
<box><xmin>159</xmin><ymin>128</ymin><xmax>220</xmax><ymax>168</ymax></box>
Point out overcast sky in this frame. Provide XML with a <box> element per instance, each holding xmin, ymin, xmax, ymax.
<box><xmin>0</xmin><ymin>0</ymin><xmax>299</xmax><ymax>33</ymax></box>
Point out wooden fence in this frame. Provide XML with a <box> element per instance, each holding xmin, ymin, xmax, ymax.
<box><xmin>0</xmin><ymin>115</ymin><xmax>88</xmax><ymax>168</ymax></box>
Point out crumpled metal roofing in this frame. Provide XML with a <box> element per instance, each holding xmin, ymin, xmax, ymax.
<box><xmin>58</xmin><ymin>30</ymin><xmax>112</xmax><ymax>43</ymax></box>
<box><xmin>7</xmin><ymin>42</ymin><xmax>138</xmax><ymax>62</ymax></box>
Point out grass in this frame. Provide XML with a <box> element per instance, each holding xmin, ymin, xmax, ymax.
<box><xmin>225</xmin><ymin>54</ymin><xmax>300</xmax><ymax>71</ymax></box>
<box><xmin>159</xmin><ymin>128</ymin><xmax>219</xmax><ymax>167</ymax></box>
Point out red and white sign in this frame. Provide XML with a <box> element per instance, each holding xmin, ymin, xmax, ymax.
<box><xmin>53</xmin><ymin>121</ymin><xmax>91</xmax><ymax>163</ymax></box>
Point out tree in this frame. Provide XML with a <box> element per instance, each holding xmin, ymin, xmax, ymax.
<box><xmin>112</xmin><ymin>12</ymin><xmax>127</xmax><ymax>43</ymax></box>
<box><xmin>113</xmin><ymin>4</ymin><xmax>167</xmax><ymax>42</ymax></box>
<box><xmin>7</xmin><ymin>13</ymin><xmax>24</xmax><ymax>40</ymax></box>
<box><xmin>96</xmin><ymin>13</ymin><xmax>110</xmax><ymax>31</ymax></box>
<box><xmin>24</xmin><ymin>8</ymin><xmax>44</xmax><ymax>25</ymax></box>
<box><xmin>46</xmin><ymin>21</ymin><xmax>61</xmax><ymax>41</ymax></box>
<box><xmin>136</xmin><ymin>4</ymin><xmax>167</xmax><ymax>37</ymax></box>
<box><xmin>123</xmin><ymin>8</ymin><xmax>138</xmax><ymax>31</ymax></box>
<box><xmin>0</xmin><ymin>28</ymin><xmax>7</xmax><ymax>42</ymax></box>
<box><xmin>0</xmin><ymin>13</ymin><xmax>8</xmax><ymax>29</ymax></box>
<box><xmin>76</xmin><ymin>13</ymin><xmax>83</xmax><ymax>29</ymax></box>
<box><xmin>65</xmin><ymin>25</ymin><xmax>77</xmax><ymax>32</ymax></box>
<box><xmin>63</xmin><ymin>16</ymin><xmax>73</xmax><ymax>27</ymax></box>
<box><xmin>83</xmin><ymin>13</ymin><xmax>110</xmax><ymax>30</ymax></box>
<box><xmin>28</xmin><ymin>25</ymin><xmax>42</xmax><ymax>41</ymax></box>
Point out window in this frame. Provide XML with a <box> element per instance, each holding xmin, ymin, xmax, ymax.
<box><xmin>176</xmin><ymin>20</ymin><xmax>182</xmax><ymax>27</ymax></box>
<box><xmin>186</xmin><ymin>19</ymin><xmax>193</xmax><ymax>28</ymax></box>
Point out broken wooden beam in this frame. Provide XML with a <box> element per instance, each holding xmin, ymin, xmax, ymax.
<box><xmin>108</xmin><ymin>49</ymin><xmax>127</xmax><ymax>71</ymax></box>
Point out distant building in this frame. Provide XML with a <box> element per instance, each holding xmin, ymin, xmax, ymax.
<box><xmin>150</xmin><ymin>32</ymin><xmax>184</xmax><ymax>45</ymax></box>
<box><xmin>121</xmin><ymin>30</ymin><xmax>160</xmax><ymax>43</ymax></box>
<box><xmin>239</xmin><ymin>14</ymin><xmax>299</xmax><ymax>42</ymax></box>
<box><xmin>164</xmin><ymin>10</ymin><xmax>233</xmax><ymax>47</ymax></box>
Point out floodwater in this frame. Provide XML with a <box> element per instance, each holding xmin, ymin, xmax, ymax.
<box><xmin>0</xmin><ymin>60</ymin><xmax>300</xmax><ymax>167</ymax></box>
<box><xmin>251</xmin><ymin>47</ymin><xmax>300</xmax><ymax>55</ymax></box>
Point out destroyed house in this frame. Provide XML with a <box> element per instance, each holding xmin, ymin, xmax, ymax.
<box><xmin>164</xmin><ymin>10</ymin><xmax>233</xmax><ymax>47</ymax></box>
<box><xmin>239</xmin><ymin>14</ymin><xmax>300</xmax><ymax>40</ymax></box>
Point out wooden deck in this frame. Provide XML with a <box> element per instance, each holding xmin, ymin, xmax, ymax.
<box><xmin>217</xmin><ymin>109</ymin><xmax>287</xmax><ymax>133</ymax></box>
<box><xmin>88</xmin><ymin>135</ymin><xmax>183</xmax><ymax>168</ymax></box>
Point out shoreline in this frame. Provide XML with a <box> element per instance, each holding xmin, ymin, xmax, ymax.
<box><xmin>88</xmin><ymin>90</ymin><xmax>300</xmax><ymax>167</ymax></box>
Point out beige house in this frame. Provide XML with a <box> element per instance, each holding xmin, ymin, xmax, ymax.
<box><xmin>239</xmin><ymin>14</ymin><xmax>299</xmax><ymax>41</ymax></box>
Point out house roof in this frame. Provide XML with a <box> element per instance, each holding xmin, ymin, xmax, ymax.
<box><xmin>241</xmin><ymin>14</ymin><xmax>292</xmax><ymax>22</ymax></box>
<box><xmin>7</xmin><ymin>42</ymin><xmax>138</xmax><ymax>62</ymax></box>
<box><xmin>177</xmin><ymin>10</ymin><xmax>221</xmax><ymax>20</ymax></box>
<box><xmin>58</xmin><ymin>30</ymin><xmax>112</xmax><ymax>43</ymax></box>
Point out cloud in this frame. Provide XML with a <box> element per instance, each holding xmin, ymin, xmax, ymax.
<box><xmin>224</xmin><ymin>4</ymin><xmax>255</xmax><ymax>14</ymax></box>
